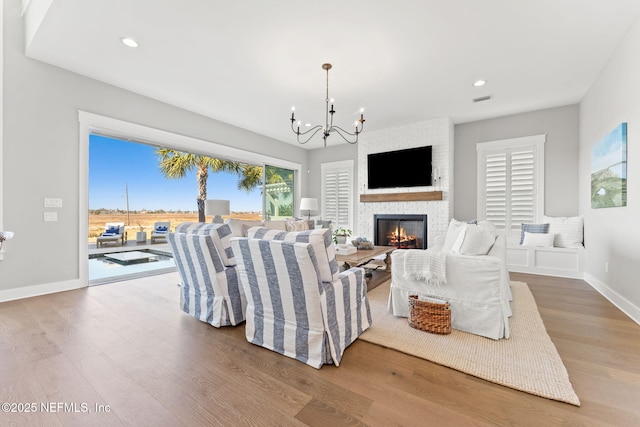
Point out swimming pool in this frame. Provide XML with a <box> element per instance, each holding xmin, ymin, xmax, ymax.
<box><xmin>89</xmin><ymin>249</ymin><xmax>176</xmax><ymax>285</ymax></box>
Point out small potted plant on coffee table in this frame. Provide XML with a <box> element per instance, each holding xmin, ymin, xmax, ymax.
<box><xmin>332</xmin><ymin>227</ymin><xmax>352</xmax><ymax>245</ymax></box>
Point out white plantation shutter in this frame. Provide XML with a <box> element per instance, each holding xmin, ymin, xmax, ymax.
<box><xmin>477</xmin><ymin>135</ymin><xmax>545</xmax><ymax>238</ymax></box>
<box><xmin>321</xmin><ymin>160</ymin><xmax>353</xmax><ymax>229</ymax></box>
<box><xmin>510</xmin><ymin>149</ymin><xmax>536</xmax><ymax>231</ymax></box>
<box><xmin>484</xmin><ymin>152</ymin><xmax>507</xmax><ymax>229</ymax></box>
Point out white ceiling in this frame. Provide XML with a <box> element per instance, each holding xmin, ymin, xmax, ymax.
<box><xmin>23</xmin><ymin>0</ymin><xmax>640</xmax><ymax>148</ymax></box>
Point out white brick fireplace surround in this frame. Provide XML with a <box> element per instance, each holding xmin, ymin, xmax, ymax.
<box><xmin>357</xmin><ymin>118</ymin><xmax>454</xmax><ymax>248</ymax></box>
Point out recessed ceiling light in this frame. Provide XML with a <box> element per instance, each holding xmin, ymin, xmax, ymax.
<box><xmin>473</xmin><ymin>79</ymin><xmax>487</xmax><ymax>87</ymax></box>
<box><xmin>120</xmin><ymin>37</ymin><xmax>138</xmax><ymax>48</ymax></box>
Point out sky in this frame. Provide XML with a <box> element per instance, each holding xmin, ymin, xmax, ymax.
<box><xmin>591</xmin><ymin>123</ymin><xmax>627</xmax><ymax>178</ymax></box>
<box><xmin>89</xmin><ymin>134</ymin><xmax>262</xmax><ymax>212</ymax></box>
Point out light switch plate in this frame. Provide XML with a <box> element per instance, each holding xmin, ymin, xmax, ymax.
<box><xmin>44</xmin><ymin>198</ymin><xmax>63</xmax><ymax>208</ymax></box>
<box><xmin>44</xmin><ymin>212</ymin><xmax>58</xmax><ymax>222</ymax></box>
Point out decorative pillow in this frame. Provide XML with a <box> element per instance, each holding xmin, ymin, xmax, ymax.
<box><xmin>520</xmin><ymin>223</ymin><xmax>550</xmax><ymax>244</ymax></box>
<box><xmin>263</xmin><ymin>220</ymin><xmax>287</xmax><ymax>231</ymax></box>
<box><xmin>441</xmin><ymin>219</ymin><xmax>468</xmax><ymax>253</ymax></box>
<box><xmin>285</xmin><ymin>219</ymin><xmax>309</xmax><ymax>232</ymax></box>
<box><xmin>477</xmin><ymin>220</ymin><xmax>497</xmax><ymax>238</ymax></box>
<box><xmin>155</xmin><ymin>225</ymin><xmax>168</xmax><ymax>232</ymax></box>
<box><xmin>450</xmin><ymin>224</ymin><xmax>496</xmax><ymax>255</ymax></box>
<box><xmin>105</xmin><ymin>226</ymin><xmax>120</xmax><ymax>234</ymax></box>
<box><xmin>522</xmin><ymin>231</ymin><xmax>555</xmax><ymax>247</ymax></box>
<box><xmin>225</xmin><ymin>218</ymin><xmax>263</xmax><ymax>237</ymax></box>
<box><xmin>248</xmin><ymin>227</ymin><xmax>339</xmax><ymax>283</ymax></box>
<box><xmin>543</xmin><ymin>215</ymin><xmax>584</xmax><ymax>248</ymax></box>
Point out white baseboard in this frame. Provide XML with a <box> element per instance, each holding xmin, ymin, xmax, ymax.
<box><xmin>584</xmin><ymin>273</ymin><xmax>640</xmax><ymax>326</ymax></box>
<box><xmin>0</xmin><ymin>279</ymin><xmax>86</xmax><ymax>303</ymax></box>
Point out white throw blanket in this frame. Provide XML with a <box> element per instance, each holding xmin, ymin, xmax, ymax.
<box><xmin>402</xmin><ymin>248</ymin><xmax>447</xmax><ymax>286</ymax></box>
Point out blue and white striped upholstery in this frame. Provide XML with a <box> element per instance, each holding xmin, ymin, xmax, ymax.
<box><xmin>231</xmin><ymin>236</ymin><xmax>372</xmax><ymax>368</ymax></box>
<box><xmin>247</xmin><ymin>227</ymin><xmax>340</xmax><ymax>283</ymax></box>
<box><xmin>175</xmin><ymin>222</ymin><xmax>236</xmax><ymax>267</ymax></box>
<box><xmin>168</xmin><ymin>230</ymin><xmax>246</xmax><ymax>327</ymax></box>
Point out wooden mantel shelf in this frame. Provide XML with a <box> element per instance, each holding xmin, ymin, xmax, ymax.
<box><xmin>360</xmin><ymin>191</ymin><xmax>443</xmax><ymax>203</ymax></box>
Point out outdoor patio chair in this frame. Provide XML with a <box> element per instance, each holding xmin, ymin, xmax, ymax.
<box><xmin>150</xmin><ymin>221</ymin><xmax>170</xmax><ymax>243</ymax></box>
<box><xmin>96</xmin><ymin>222</ymin><xmax>126</xmax><ymax>248</ymax></box>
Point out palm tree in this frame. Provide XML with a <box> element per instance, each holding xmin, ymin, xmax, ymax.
<box><xmin>157</xmin><ymin>148</ymin><xmax>263</xmax><ymax>222</ymax></box>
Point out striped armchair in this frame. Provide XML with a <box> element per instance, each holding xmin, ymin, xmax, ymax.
<box><xmin>167</xmin><ymin>222</ymin><xmax>246</xmax><ymax>327</ymax></box>
<box><xmin>230</xmin><ymin>227</ymin><xmax>372</xmax><ymax>369</ymax></box>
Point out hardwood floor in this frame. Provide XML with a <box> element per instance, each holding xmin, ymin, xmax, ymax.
<box><xmin>1</xmin><ymin>272</ymin><xmax>639</xmax><ymax>426</ymax></box>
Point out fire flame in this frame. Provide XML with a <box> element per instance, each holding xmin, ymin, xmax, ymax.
<box><xmin>387</xmin><ymin>227</ymin><xmax>416</xmax><ymax>246</ymax></box>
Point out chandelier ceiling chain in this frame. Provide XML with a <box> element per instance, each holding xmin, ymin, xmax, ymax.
<box><xmin>290</xmin><ymin>63</ymin><xmax>365</xmax><ymax>147</ymax></box>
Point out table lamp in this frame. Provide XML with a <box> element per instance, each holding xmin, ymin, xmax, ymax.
<box><xmin>205</xmin><ymin>199</ymin><xmax>230</xmax><ymax>223</ymax></box>
<box><xmin>300</xmin><ymin>198</ymin><xmax>318</xmax><ymax>220</ymax></box>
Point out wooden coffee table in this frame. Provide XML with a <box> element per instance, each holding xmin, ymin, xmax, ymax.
<box><xmin>335</xmin><ymin>245</ymin><xmax>396</xmax><ymax>291</ymax></box>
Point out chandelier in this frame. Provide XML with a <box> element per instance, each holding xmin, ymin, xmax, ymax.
<box><xmin>290</xmin><ymin>63</ymin><xmax>365</xmax><ymax>147</ymax></box>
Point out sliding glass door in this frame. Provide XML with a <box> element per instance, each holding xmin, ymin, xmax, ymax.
<box><xmin>264</xmin><ymin>165</ymin><xmax>294</xmax><ymax>220</ymax></box>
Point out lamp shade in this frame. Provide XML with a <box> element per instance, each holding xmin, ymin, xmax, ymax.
<box><xmin>0</xmin><ymin>231</ymin><xmax>14</xmax><ymax>241</ymax></box>
<box><xmin>205</xmin><ymin>199</ymin><xmax>230</xmax><ymax>216</ymax></box>
<box><xmin>300</xmin><ymin>198</ymin><xmax>318</xmax><ymax>212</ymax></box>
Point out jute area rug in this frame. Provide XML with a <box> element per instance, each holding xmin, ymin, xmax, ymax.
<box><xmin>359</xmin><ymin>280</ymin><xmax>580</xmax><ymax>406</ymax></box>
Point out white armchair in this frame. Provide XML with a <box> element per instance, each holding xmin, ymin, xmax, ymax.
<box><xmin>388</xmin><ymin>221</ymin><xmax>512</xmax><ymax>340</ymax></box>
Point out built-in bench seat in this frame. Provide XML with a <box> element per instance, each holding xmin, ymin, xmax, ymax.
<box><xmin>507</xmin><ymin>245</ymin><xmax>584</xmax><ymax>279</ymax></box>
<box><xmin>507</xmin><ymin>215</ymin><xmax>585</xmax><ymax>279</ymax></box>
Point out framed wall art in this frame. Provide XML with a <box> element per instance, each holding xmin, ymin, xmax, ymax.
<box><xmin>591</xmin><ymin>122</ymin><xmax>627</xmax><ymax>208</ymax></box>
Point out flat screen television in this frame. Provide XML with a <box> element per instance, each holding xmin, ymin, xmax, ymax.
<box><xmin>367</xmin><ymin>146</ymin><xmax>432</xmax><ymax>189</ymax></box>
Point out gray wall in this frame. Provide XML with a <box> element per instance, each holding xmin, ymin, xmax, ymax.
<box><xmin>454</xmin><ymin>105</ymin><xmax>580</xmax><ymax>220</ymax></box>
<box><xmin>579</xmin><ymin>14</ymin><xmax>640</xmax><ymax>320</ymax></box>
<box><xmin>1</xmin><ymin>1</ymin><xmax>307</xmax><ymax>292</ymax></box>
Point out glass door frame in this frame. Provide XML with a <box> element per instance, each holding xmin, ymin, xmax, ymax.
<box><xmin>79</xmin><ymin>111</ymin><xmax>302</xmax><ymax>286</ymax></box>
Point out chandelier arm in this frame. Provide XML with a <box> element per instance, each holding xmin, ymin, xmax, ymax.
<box><xmin>291</xmin><ymin>122</ymin><xmax>324</xmax><ymax>136</ymax></box>
<box><xmin>296</xmin><ymin>127</ymin><xmax>325</xmax><ymax>144</ymax></box>
<box><xmin>332</xmin><ymin>127</ymin><xmax>360</xmax><ymax>144</ymax></box>
<box><xmin>332</xmin><ymin>125</ymin><xmax>365</xmax><ymax>137</ymax></box>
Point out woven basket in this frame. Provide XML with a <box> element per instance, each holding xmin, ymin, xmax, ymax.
<box><xmin>408</xmin><ymin>295</ymin><xmax>451</xmax><ymax>335</ymax></box>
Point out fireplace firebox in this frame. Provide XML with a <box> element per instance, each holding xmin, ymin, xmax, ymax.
<box><xmin>374</xmin><ymin>214</ymin><xmax>428</xmax><ymax>249</ymax></box>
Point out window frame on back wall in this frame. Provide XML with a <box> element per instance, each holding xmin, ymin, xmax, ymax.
<box><xmin>321</xmin><ymin>160</ymin><xmax>354</xmax><ymax>231</ymax></box>
<box><xmin>476</xmin><ymin>134</ymin><xmax>546</xmax><ymax>243</ymax></box>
